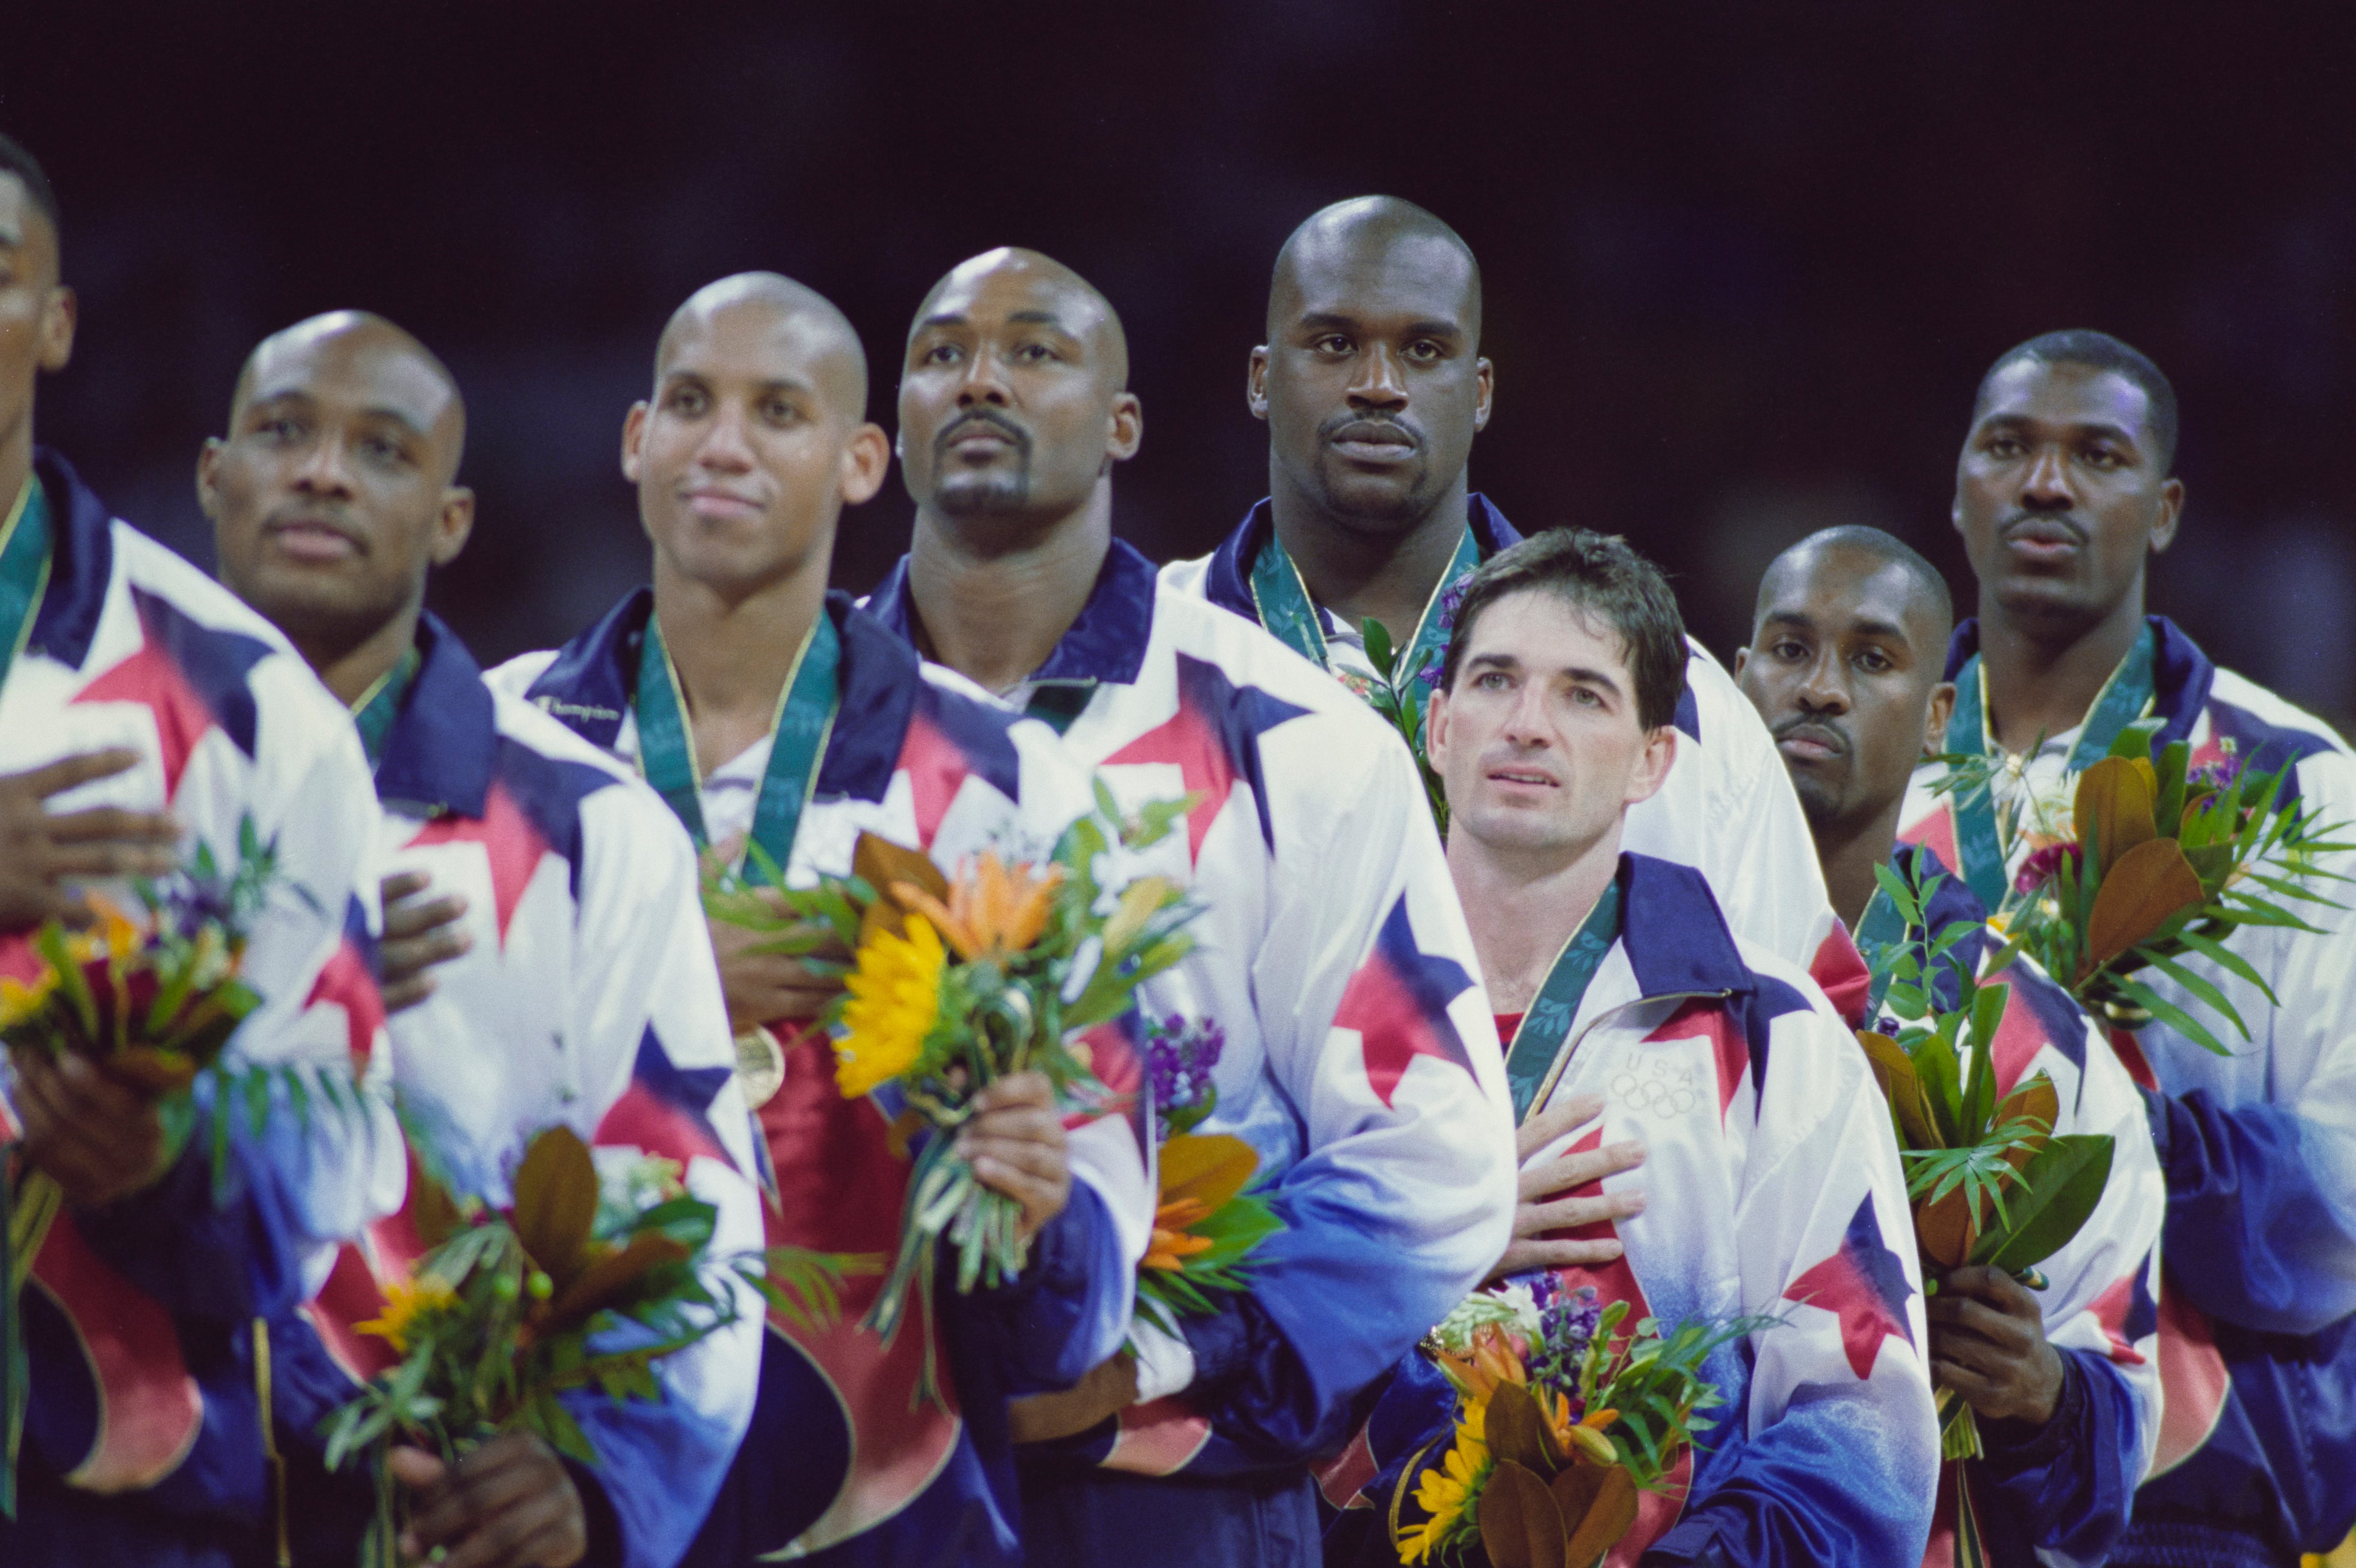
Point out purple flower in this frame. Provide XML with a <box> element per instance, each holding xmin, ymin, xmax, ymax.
<box><xmin>1145</xmin><ymin>1015</ymin><xmax>1225</xmax><ymax>1136</ymax></box>
<box><xmin>1526</xmin><ymin>1275</ymin><xmax>1602</xmax><ymax>1417</ymax></box>
<box><xmin>2188</xmin><ymin>755</ymin><xmax>2241</xmax><ymax>792</ymax></box>
<box><xmin>1435</xmin><ymin>575</ymin><xmax>1471</xmax><ymax>635</ymax></box>
<box><xmin>2014</xmin><ymin>841</ymin><xmax>2083</xmax><ymax>895</ymax></box>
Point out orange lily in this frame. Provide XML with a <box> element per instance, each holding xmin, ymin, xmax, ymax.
<box><xmin>1436</xmin><ymin>1323</ymin><xmax>1530</xmax><ymax>1402</ymax></box>
<box><xmin>893</xmin><ymin>853</ymin><xmax>1062</xmax><ymax>963</ymax></box>
<box><xmin>1144</xmin><ymin>1195</ymin><xmax>1218</xmax><ymax>1271</ymax></box>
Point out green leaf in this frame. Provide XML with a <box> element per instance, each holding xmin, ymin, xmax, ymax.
<box><xmin>1975</xmin><ymin>1134</ymin><xmax>2115</xmax><ymax>1271</ymax></box>
<box><xmin>2172</xmin><ymin>929</ymin><xmax>2277</xmax><ymax>1003</ymax></box>
<box><xmin>1359</xmin><ymin>617</ymin><xmax>1396</xmax><ymax>678</ymax></box>
<box><xmin>2140</xmin><ymin>951</ymin><xmax>2251</xmax><ymax>1043</ymax></box>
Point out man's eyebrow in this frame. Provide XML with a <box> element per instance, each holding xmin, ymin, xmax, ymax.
<box><xmin>916</xmin><ymin>311</ymin><xmax>968</xmax><ymax>331</ymax></box>
<box><xmin>1980</xmin><ymin>410</ymin><xmax>2143</xmax><ymax>448</ymax></box>
<box><xmin>1561</xmin><ymin>665</ymin><xmax>1625</xmax><ymax>694</ymax></box>
<box><xmin>1465</xmin><ymin>651</ymin><xmax>1521</xmax><ymax>670</ymax></box>
<box><xmin>1759</xmin><ymin>609</ymin><xmax>1817</xmax><ymax>631</ymax></box>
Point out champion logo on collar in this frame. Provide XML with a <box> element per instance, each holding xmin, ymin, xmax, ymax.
<box><xmin>1335</xmin><ymin>890</ymin><xmax>1478</xmax><ymax>1109</ymax></box>
<box><xmin>1783</xmin><ymin>1193</ymin><xmax>1916</xmax><ymax>1380</ymax></box>
<box><xmin>866</xmin><ymin>538</ymin><xmax>1161</xmax><ymax>689</ymax></box>
<box><xmin>72</xmin><ymin>587</ymin><xmax>271</xmax><ymax>801</ymax></box>
<box><xmin>1104</xmin><ymin>652</ymin><xmax>1310</xmax><ymax>864</ymax></box>
<box><xmin>1201</xmin><ymin>491</ymin><xmax>1524</xmax><ymax>625</ymax></box>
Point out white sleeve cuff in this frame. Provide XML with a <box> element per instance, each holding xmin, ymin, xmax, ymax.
<box><xmin>1129</xmin><ymin>1315</ymin><xmax>1197</xmax><ymax>1403</ymax></box>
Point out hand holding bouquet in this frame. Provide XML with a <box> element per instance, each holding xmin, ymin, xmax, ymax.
<box><xmin>323</xmin><ymin>1124</ymin><xmax>840</xmax><ymax>1565</ymax></box>
<box><xmin>1859</xmin><ymin>862</ymin><xmax>2115</xmax><ymax>1462</ymax></box>
<box><xmin>1395</xmin><ymin>1278</ymin><xmax>1778</xmax><ymax>1568</ymax></box>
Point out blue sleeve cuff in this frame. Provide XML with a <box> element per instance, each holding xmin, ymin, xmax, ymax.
<box><xmin>1977</xmin><ymin>1351</ymin><xmax>2085</xmax><ymax>1476</ymax></box>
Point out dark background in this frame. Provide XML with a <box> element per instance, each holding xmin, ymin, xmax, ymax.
<box><xmin>10</xmin><ymin>4</ymin><xmax>2355</xmax><ymax>733</ymax></box>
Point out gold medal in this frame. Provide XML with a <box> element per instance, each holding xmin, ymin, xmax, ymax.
<box><xmin>734</xmin><ymin>1024</ymin><xmax>786</xmax><ymax>1110</ymax></box>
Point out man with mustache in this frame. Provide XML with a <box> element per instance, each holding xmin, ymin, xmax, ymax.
<box><xmin>1338</xmin><ymin>527</ymin><xmax>1938</xmax><ymax>1568</ymax></box>
<box><xmin>1899</xmin><ymin>332</ymin><xmax>2356</xmax><ymax>1568</ymax></box>
<box><xmin>0</xmin><ymin>132</ymin><xmax>403</xmax><ymax>1567</ymax></box>
<box><xmin>1737</xmin><ymin>525</ymin><xmax>2164</xmax><ymax>1567</ymax></box>
<box><xmin>863</xmin><ymin>246</ymin><xmax>1514</xmax><ymax>1568</ymax></box>
<box><xmin>1162</xmin><ymin>196</ymin><xmax>1852</xmax><ymax>997</ymax></box>
<box><xmin>489</xmin><ymin>272</ymin><xmax>1150</xmax><ymax>1568</ymax></box>
<box><xmin>202</xmin><ymin>310</ymin><xmax>767</xmax><ymax>1568</ymax></box>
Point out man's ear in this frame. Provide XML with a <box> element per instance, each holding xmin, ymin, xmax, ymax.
<box><xmin>1472</xmin><ymin>356</ymin><xmax>1495</xmax><ymax>432</ymax></box>
<box><xmin>1625</xmin><ymin>726</ymin><xmax>1678</xmax><ymax>808</ymax></box>
<box><xmin>194</xmin><ymin>436</ymin><xmax>226</xmax><ymax>521</ymax></box>
<box><xmin>430</xmin><ymin>488</ymin><xmax>476</xmax><ymax>568</ymax></box>
<box><xmin>1423</xmin><ymin>686</ymin><xmax>1453</xmax><ymax>772</ymax></box>
<box><xmin>1925</xmin><ymin>681</ymin><xmax>1957</xmax><ymax>758</ymax></box>
<box><xmin>2151</xmin><ymin>477</ymin><xmax>2185</xmax><ymax>555</ymax></box>
<box><xmin>620</xmin><ymin>401</ymin><xmax>649</xmax><ymax>483</ymax></box>
<box><xmin>37</xmin><ymin>284</ymin><xmax>75</xmax><ymax>373</ymax></box>
<box><xmin>1245</xmin><ymin>346</ymin><xmax>1270</xmax><ymax>420</ymax></box>
<box><xmin>841</xmin><ymin>423</ymin><xmax>892</xmax><ymax>506</ymax></box>
<box><xmin>1107</xmin><ymin>391</ymin><xmax>1144</xmax><ymax>462</ymax></box>
<box><xmin>1733</xmin><ymin>645</ymin><xmax>1750</xmax><ymax>679</ymax></box>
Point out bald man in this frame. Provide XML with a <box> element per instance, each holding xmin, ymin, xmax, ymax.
<box><xmin>205</xmin><ymin>312</ymin><xmax>766</xmax><ymax>1568</ymax></box>
<box><xmin>862</xmin><ymin>247</ymin><xmax>1513</xmax><ymax>1568</ymax></box>
<box><xmin>0</xmin><ymin>134</ymin><xmax>403</xmax><ymax>1568</ymax></box>
<box><xmin>1738</xmin><ymin>528</ymin><xmax>2165</xmax><ymax>1568</ymax></box>
<box><xmin>1162</xmin><ymin>196</ymin><xmax>1857</xmax><ymax>1010</ymax></box>
<box><xmin>487</xmin><ymin>274</ymin><xmax>1150</xmax><ymax>1568</ymax></box>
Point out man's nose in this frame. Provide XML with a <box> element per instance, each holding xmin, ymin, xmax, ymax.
<box><xmin>291</xmin><ymin>433</ymin><xmax>355</xmax><ymax>496</ymax></box>
<box><xmin>695</xmin><ymin>402</ymin><xmax>756</xmax><ymax>471</ymax></box>
<box><xmin>1796</xmin><ymin>651</ymin><xmax>1850</xmax><ymax>713</ymax></box>
<box><xmin>2019</xmin><ymin>444</ymin><xmax>2077</xmax><ymax>511</ymax></box>
<box><xmin>1501</xmin><ymin>680</ymin><xmax>1553</xmax><ymax>740</ymax></box>
<box><xmin>1346</xmin><ymin>343</ymin><xmax>1408</xmax><ymax>411</ymax></box>
<box><xmin>956</xmin><ymin>346</ymin><xmax>1013</xmax><ymax>408</ymax></box>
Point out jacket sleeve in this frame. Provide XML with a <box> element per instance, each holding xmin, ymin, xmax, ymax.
<box><xmin>1165</xmin><ymin>728</ymin><xmax>1516</xmax><ymax>1472</ymax></box>
<box><xmin>1644</xmin><ymin>1009</ymin><xmax>1939</xmax><ymax>1567</ymax></box>
<box><xmin>1974</xmin><ymin>1349</ymin><xmax>2145</xmax><ymax>1562</ymax></box>
<box><xmin>567</xmin><ymin>782</ymin><xmax>766</xmax><ymax>1568</ymax></box>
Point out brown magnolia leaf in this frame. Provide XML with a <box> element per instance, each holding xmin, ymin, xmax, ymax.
<box><xmin>1857</xmin><ymin>1033</ymin><xmax>1939</xmax><ymax>1149</ymax></box>
<box><xmin>853</xmin><ymin>832</ymin><xmax>948</xmax><ymax>944</ymax></box>
<box><xmin>1157</xmin><ymin>1133</ymin><xmax>1259</xmax><ymax>1214</ymax></box>
<box><xmin>1916</xmin><ymin>1184</ymin><xmax>1980</xmax><ymax>1271</ymax></box>
<box><xmin>510</xmin><ymin>1125</ymin><xmax>601</xmax><ymax>1291</ymax></box>
<box><xmin>2082</xmin><ymin>839</ymin><xmax>2206</xmax><ymax>976</ymax></box>
<box><xmin>2075</xmin><ymin>756</ymin><xmax>2159</xmax><ymax>875</ymax></box>
<box><xmin>1548</xmin><ymin>1461</ymin><xmax>1607</xmax><ymax>1535</ymax></box>
<box><xmin>1562</xmin><ymin>1465</ymin><xmax>1640</xmax><ymax>1568</ymax></box>
<box><xmin>1485</xmin><ymin>1381</ymin><xmax>1555</xmax><ymax>1474</ymax></box>
<box><xmin>109</xmin><ymin>1045</ymin><xmax>198</xmax><ymax>1095</ymax></box>
<box><xmin>1478</xmin><ymin>1458</ymin><xmax>1567</xmax><ymax>1568</ymax></box>
<box><xmin>1995</xmin><ymin>1072</ymin><xmax>2058</xmax><ymax>1148</ymax></box>
<box><xmin>540</xmin><ymin>1231</ymin><xmax>692</xmax><ymax>1335</ymax></box>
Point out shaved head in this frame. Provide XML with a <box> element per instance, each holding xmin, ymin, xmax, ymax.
<box><xmin>912</xmin><ymin>247</ymin><xmax>1129</xmax><ymax>392</ymax></box>
<box><xmin>1759</xmin><ymin>525</ymin><xmax>1952</xmax><ymax>647</ymax></box>
<box><xmin>657</xmin><ymin>271</ymin><xmax>868</xmax><ymax>419</ymax></box>
<box><xmin>232</xmin><ymin>310</ymin><xmax>466</xmax><ymax>483</ymax></box>
<box><xmin>1269</xmin><ymin>196</ymin><xmax>1481</xmax><ymax>348</ymax></box>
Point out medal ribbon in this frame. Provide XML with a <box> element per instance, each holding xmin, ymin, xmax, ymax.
<box><xmin>347</xmin><ymin>645</ymin><xmax>423</xmax><ymax>772</ymax></box>
<box><xmin>634</xmin><ymin>609</ymin><xmax>840</xmax><ymax>878</ymax></box>
<box><xmin>1941</xmin><ymin>624</ymin><xmax>2158</xmax><ymax>912</ymax></box>
<box><xmin>1502</xmin><ymin>879</ymin><xmax>1623</xmax><ymax>1124</ymax></box>
<box><xmin>0</xmin><ymin>477</ymin><xmax>55</xmax><ymax>696</ymax></box>
<box><xmin>1248</xmin><ymin>521</ymin><xmax>1481</xmax><ymax>684</ymax></box>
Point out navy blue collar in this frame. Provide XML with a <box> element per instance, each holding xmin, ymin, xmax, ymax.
<box><xmin>865</xmin><ymin>535</ymin><xmax>1160</xmax><ymax>687</ymax></box>
<box><xmin>28</xmin><ymin>446</ymin><xmax>119</xmax><ymax>673</ymax></box>
<box><xmin>375</xmin><ymin>612</ymin><xmax>499</xmax><ymax>818</ymax></box>
<box><xmin>1202</xmin><ymin>491</ymin><xmax>1524</xmax><ymax>625</ymax></box>
<box><xmin>524</xmin><ymin>587</ymin><xmax>923</xmax><ymax>806</ymax></box>
<box><xmin>1944</xmin><ymin>614</ymin><xmax>2216</xmax><ymax>749</ymax></box>
<box><xmin>1618</xmin><ymin>851</ymin><xmax>1756</xmax><ymax>1000</ymax></box>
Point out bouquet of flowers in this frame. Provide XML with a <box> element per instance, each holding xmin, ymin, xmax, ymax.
<box><xmin>1940</xmin><ymin>718</ymin><xmax>2351</xmax><ymax>1053</ymax></box>
<box><xmin>2</xmin><ymin>821</ymin><xmax>355</xmax><ymax>1518</ymax></box>
<box><xmin>322</xmin><ymin>1124</ymin><xmax>845</xmax><ymax>1566</ymax></box>
<box><xmin>1131</xmin><ymin>1015</ymin><xmax>1282</xmax><ymax>1337</ymax></box>
<box><xmin>1857</xmin><ymin>861</ymin><xmax>2115</xmax><ymax>1462</ymax></box>
<box><xmin>1394</xmin><ymin>1277</ymin><xmax>1779</xmax><ymax>1568</ymax></box>
<box><xmin>705</xmin><ymin>784</ymin><xmax>1202</xmax><ymax>1351</ymax></box>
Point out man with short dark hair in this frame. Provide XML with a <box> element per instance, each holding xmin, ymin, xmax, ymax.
<box><xmin>1163</xmin><ymin>196</ymin><xmax>1850</xmax><ymax>995</ymax></box>
<box><xmin>1739</xmin><ymin>526</ymin><xmax>2165</xmax><ymax>1567</ymax></box>
<box><xmin>204</xmin><ymin>310</ymin><xmax>767</xmax><ymax>1568</ymax></box>
<box><xmin>488</xmin><ymin>272</ymin><xmax>1150</xmax><ymax>1568</ymax></box>
<box><xmin>1901</xmin><ymin>332</ymin><xmax>2356</xmax><ymax>1568</ymax></box>
<box><xmin>1333</xmin><ymin>528</ymin><xmax>1937</xmax><ymax>1568</ymax></box>
<box><xmin>0</xmin><ymin>131</ymin><xmax>402</xmax><ymax>1567</ymax></box>
<box><xmin>862</xmin><ymin>246</ymin><xmax>1514</xmax><ymax>1568</ymax></box>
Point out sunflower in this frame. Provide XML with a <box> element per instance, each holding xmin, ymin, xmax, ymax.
<box><xmin>1399</xmin><ymin>1404</ymin><xmax>1492</xmax><ymax>1564</ymax></box>
<box><xmin>834</xmin><ymin>913</ymin><xmax>947</xmax><ymax>1097</ymax></box>
<box><xmin>355</xmin><ymin>1273</ymin><xmax>458</xmax><ymax>1353</ymax></box>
